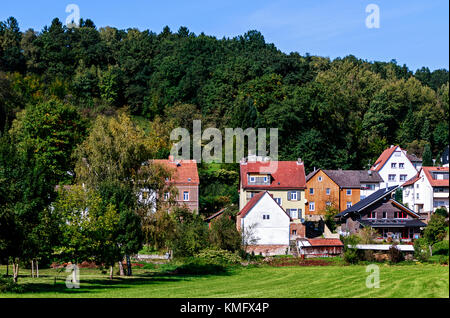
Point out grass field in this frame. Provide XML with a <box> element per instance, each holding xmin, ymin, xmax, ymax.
<box><xmin>1</xmin><ymin>262</ymin><xmax>448</xmax><ymax>298</ymax></box>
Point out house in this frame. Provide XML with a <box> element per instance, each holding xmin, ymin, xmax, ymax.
<box><xmin>402</xmin><ymin>166</ymin><xmax>449</xmax><ymax>220</ymax></box>
<box><xmin>441</xmin><ymin>145</ymin><xmax>449</xmax><ymax>167</ymax></box>
<box><xmin>239</xmin><ymin>157</ymin><xmax>307</xmax><ymax>222</ymax></box>
<box><xmin>407</xmin><ymin>153</ymin><xmax>423</xmax><ymax>171</ymax></box>
<box><xmin>370</xmin><ymin>145</ymin><xmax>418</xmax><ymax>187</ymax></box>
<box><xmin>237</xmin><ymin>191</ymin><xmax>292</xmax><ymax>256</ymax></box>
<box><xmin>140</xmin><ymin>156</ymin><xmax>199</xmax><ymax>213</ymax></box>
<box><xmin>305</xmin><ymin>169</ymin><xmax>383</xmax><ymax>217</ymax></box>
<box><xmin>337</xmin><ymin>185</ymin><xmax>427</xmax><ymax>242</ymax></box>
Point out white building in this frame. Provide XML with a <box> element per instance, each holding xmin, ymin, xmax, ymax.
<box><xmin>402</xmin><ymin>166</ymin><xmax>449</xmax><ymax>219</ymax></box>
<box><xmin>236</xmin><ymin>191</ymin><xmax>291</xmax><ymax>255</ymax></box>
<box><xmin>370</xmin><ymin>145</ymin><xmax>418</xmax><ymax>188</ymax></box>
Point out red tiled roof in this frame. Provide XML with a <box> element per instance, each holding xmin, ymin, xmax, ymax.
<box><xmin>402</xmin><ymin>174</ymin><xmax>420</xmax><ymax>187</ymax></box>
<box><xmin>422</xmin><ymin>166</ymin><xmax>449</xmax><ymax>187</ymax></box>
<box><xmin>307</xmin><ymin>238</ymin><xmax>343</xmax><ymax>247</ymax></box>
<box><xmin>151</xmin><ymin>158</ymin><xmax>199</xmax><ymax>185</ymax></box>
<box><xmin>237</xmin><ymin>191</ymin><xmax>266</xmax><ymax>217</ymax></box>
<box><xmin>370</xmin><ymin>146</ymin><xmax>399</xmax><ymax>172</ymax></box>
<box><xmin>240</xmin><ymin>161</ymin><xmax>306</xmax><ymax>189</ymax></box>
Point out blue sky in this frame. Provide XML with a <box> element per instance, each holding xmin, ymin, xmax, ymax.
<box><xmin>1</xmin><ymin>0</ymin><xmax>448</xmax><ymax>71</ymax></box>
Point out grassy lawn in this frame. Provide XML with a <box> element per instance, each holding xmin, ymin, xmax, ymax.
<box><xmin>1</xmin><ymin>262</ymin><xmax>448</xmax><ymax>298</ymax></box>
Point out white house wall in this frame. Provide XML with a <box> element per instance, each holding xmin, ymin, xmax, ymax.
<box><xmin>241</xmin><ymin>193</ymin><xmax>290</xmax><ymax>245</ymax></box>
<box><xmin>378</xmin><ymin>149</ymin><xmax>418</xmax><ymax>188</ymax></box>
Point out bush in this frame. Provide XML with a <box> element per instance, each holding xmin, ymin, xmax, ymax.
<box><xmin>174</xmin><ymin>258</ymin><xmax>227</xmax><ymax>275</ymax></box>
<box><xmin>439</xmin><ymin>255</ymin><xmax>449</xmax><ymax>265</ymax></box>
<box><xmin>362</xmin><ymin>250</ymin><xmax>375</xmax><ymax>262</ymax></box>
<box><xmin>424</xmin><ymin>214</ymin><xmax>447</xmax><ymax>245</ymax></box>
<box><xmin>388</xmin><ymin>244</ymin><xmax>404</xmax><ymax>263</ymax></box>
<box><xmin>432</xmin><ymin>240</ymin><xmax>449</xmax><ymax>256</ymax></box>
<box><xmin>414</xmin><ymin>238</ymin><xmax>431</xmax><ymax>262</ymax></box>
<box><xmin>435</xmin><ymin>207</ymin><xmax>449</xmax><ymax>218</ymax></box>
<box><xmin>0</xmin><ymin>277</ymin><xmax>24</xmax><ymax>294</ymax></box>
<box><xmin>195</xmin><ymin>248</ymin><xmax>242</xmax><ymax>265</ymax></box>
<box><xmin>343</xmin><ymin>248</ymin><xmax>360</xmax><ymax>264</ymax></box>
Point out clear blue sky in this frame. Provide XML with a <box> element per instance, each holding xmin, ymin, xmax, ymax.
<box><xmin>1</xmin><ymin>0</ymin><xmax>448</xmax><ymax>71</ymax></box>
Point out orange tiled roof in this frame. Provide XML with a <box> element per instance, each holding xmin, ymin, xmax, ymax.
<box><xmin>307</xmin><ymin>238</ymin><xmax>343</xmax><ymax>247</ymax></box>
<box><xmin>402</xmin><ymin>174</ymin><xmax>420</xmax><ymax>187</ymax></box>
<box><xmin>240</xmin><ymin>161</ymin><xmax>306</xmax><ymax>189</ymax></box>
<box><xmin>151</xmin><ymin>158</ymin><xmax>199</xmax><ymax>185</ymax></box>
<box><xmin>422</xmin><ymin>166</ymin><xmax>449</xmax><ymax>187</ymax></box>
<box><xmin>370</xmin><ymin>146</ymin><xmax>399</xmax><ymax>172</ymax></box>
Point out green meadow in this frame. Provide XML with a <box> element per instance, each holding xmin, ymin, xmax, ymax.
<box><xmin>1</xmin><ymin>262</ymin><xmax>448</xmax><ymax>298</ymax></box>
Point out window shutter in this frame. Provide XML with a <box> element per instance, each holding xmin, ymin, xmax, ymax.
<box><xmin>296</xmin><ymin>191</ymin><xmax>300</xmax><ymax>200</ymax></box>
<box><xmin>287</xmin><ymin>191</ymin><xmax>291</xmax><ymax>201</ymax></box>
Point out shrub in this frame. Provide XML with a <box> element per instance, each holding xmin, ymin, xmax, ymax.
<box><xmin>195</xmin><ymin>248</ymin><xmax>242</xmax><ymax>265</ymax></box>
<box><xmin>435</xmin><ymin>207</ymin><xmax>449</xmax><ymax>218</ymax></box>
<box><xmin>363</xmin><ymin>250</ymin><xmax>375</xmax><ymax>262</ymax></box>
<box><xmin>432</xmin><ymin>240</ymin><xmax>449</xmax><ymax>256</ymax></box>
<box><xmin>174</xmin><ymin>258</ymin><xmax>227</xmax><ymax>275</ymax></box>
<box><xmin>343</xmin><ymin>248</ymin><xmax>360</xmax><ymax>264</ymax></box>
<box><xmin>0</xmin><ymin>277</ymin><xmax>24</xmax><ymax>293</ymax></box>
<box><xmin>424</xmin><ymin>214</ymin><xmax>447</xmax><ymax>245</ymax></box>
<box><xmin>388</xmin><ymin>244</ymin><xmax>404</xmax><ymax>263</ymax></box>
<box><xmin>357</xmin><ymin>227</ymin><xmax>378</xmax><ymax>244</ymax></box>
<box><xmin>439</xmin><ymin>255</ymin><xmax>449</xmax><ymax>265</ymax></box>
<box><xmin>414</xmin><ymin>238</ymin><xmax>431</xmax><ymax>262</ymax></box>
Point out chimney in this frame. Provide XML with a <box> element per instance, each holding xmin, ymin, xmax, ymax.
<box><xmin>168</xmin><ymin>155</ymin><xmax>174</xmax><ymax>162</ymax></box>
<box><xmin>368</xmin><ymin>170</ymin><xmax>372</xmax><ymax>176</ymax></box>
<box><xmin>385</xmin><ymin>182</ymin><xmax>388</xmax><ymax>191</ymax></box>
<box><xmin>390</xmin><ymin>145</ymin><xmax>394</xmax><ymax>148</ymax></box>
<box><xmin>297</xmin><ymin>158</ymin><xmax>303</xmax><ymax>165</ymax></box>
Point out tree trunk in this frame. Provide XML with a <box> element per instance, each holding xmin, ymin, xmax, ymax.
<box><xmin>109</xmin><ymin>265</ymin><xmax>113</xmax><ymax>280</ymax></box>
<box><xmin>36</xmin><ymin>260</ymin><xmax>39</xmax><ymax>278</ymax></box>
<box><xmin>31</xmin><ymin>260</ymin><xmax>34</xmax><ymax>278</ymax></box>
<box><xmin>6</xmin><ymin>258</ymin><xmax>9</xmax><ymax>277</ymax></box>
<box><xmin>126</xmin><ymin>255</ymin><xmax>132</xmax><ymax>276</ymax></box>
<box><xmin>13</xmin><ymin>260</ymin><xmax>19</xmax><ymax>283</ymax></box>
<box><xmin>118</xmin><ymin>260</ymin><xmax>124</xmax><ymax>276</ymax></box>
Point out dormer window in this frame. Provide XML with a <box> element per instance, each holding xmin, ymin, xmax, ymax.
<box><xmin>249</xmin><ymin>176</ymin><xmax>256</xmax><ymax>183</ymax></box>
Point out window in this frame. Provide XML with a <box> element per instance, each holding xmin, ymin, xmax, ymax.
<box><xmin>360</xmin><ymin>195</ymin><xmax>366</xmax><ymax>200</ymax></box>
<box><xmin>263</xmin><ymin>214</ymin><xmax>270</xmax><ymax>220</ymax></box>
<box><xmin>298</xmin><ymin>208</ymin><xmax>302</xmax><ymax>219</ymax></box>
<box><xmin>395</xmin><ymin>212</ymin><xmax>407</xmax><ymax>219</ymax></box>
<box><xmin>369</xmin><ymin>212</ymin><xmax>376</xmax><ymax>219</ymax></box>
<box><xmin>290</xmin><ymin>191</ymin><xmax>298</xmax><ymax>201</ymax></box>
<box><xmin>346</xmin><ymin>189</ymin><xmax>352</xmax><ymax>196</ymax></box>
<box><xmin>346</xmin><ymin>202</ymin><xmax>352</xmax><ymax>208</ymax></box>
<box><xmin>416</xmin><ymin>193</ymin><xmax>419</xmax><ymax>199</ymax></box>
<box><xmin>309</xmin><ymin>202</ymin><xmax>315</xmax><ymax>211</ymax></box>
<box><xmin>290</xmin><ymin>209</ymin><xmax>298</xmax><ymax>219</ymax></box>
<box><xmin>249</xmin><ymin>176</ymin><xmax>255</xmax><ymax>183</ymax></box>
<box><xmin>394</xmin><ymin>151</ymin><xmax>401</xmax><ymax>157</ymax></box>
<box><xmin>183</xmin><ymin>191</ymin><xmax>189</xmax><ymax>201</ymax></box>
<box><xmin>400</xmin><ymin>175</ymin><xmax>407</xmax><ymax>182</ymax></box>
<box><xmin>164</xmin><ymin>192</ymin><xmax>170</xmax><ymax>201</ymax></box>
<box><xmin>318</xmin><ymin>176</ymin><xmax>323</xmax><ymax>182</ymax></box>
<box><xmin>326</xmin><ymin>188</ymin><xmax>331</xmax><ymax>195</ymax></box>
<box><xmin>416</xmin><ymin>184</ymin><xmax>419</xmax><ymax>189</ymax></box>
<box><xmin>382</xmin><ymin>211</ymin><xmax>387</xmax><ymax>219</ymax></box>
<box><xmin>165</xmin><ymin>177</ymin><xmax>169</xmax><ymax>182</ymax></box>
<box><xmin>388</xmin><ymin>174</ymin><xmax>396</xmax><ymax>181</ymax></box>
<box><xmin>263</xmin><ymin>176</ymin><xmax>268</xmax><ymax>183</ymax></box>
<box><xmin>292</xmin><ymin>230</ymin><xmax>297</xmax><ymax>235</ymax></box>
<box><xmin>391</xmin><ymin>163</ymin><xmax>397</xmax><ymax>169</ymax></box>
<box><xmin>434</xmin><ymin>201</ymin><xmax>446</xmax><ymax>208</ymax></box>
<box><xmin>309</xmin><ymin>188</ymin><xmax>314</xmax><ymax>195</ymax></box>
<box><xmin>399</xmin><ymin>163</ymin><xmax>404</xmax><ymax>169</ymax></box>
<box><xmin>274</xmin><ymin>198</ymin><xmax>282</xmax><ymax>206</ymax></box>
<box><xmin>326</xmin><ymin>201</ymin><xmax>331</xmax><ymax>206</ymax></box>
<box><xmin>188</xmin><ymin>178</ymin><xmax>191</xmax><ymax>182</ymax></box>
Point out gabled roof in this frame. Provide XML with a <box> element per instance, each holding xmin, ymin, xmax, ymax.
<box><xmin>240</xmin><ymin>161</ymin><xmax>306</xmax><ymax>189</ymax></box>
<box><xmin>307</xmin><ymin>169</ymin><xmax>383</xmax><ymax>188</ymax></box>
<box><xmin>337</xmin><ymin>185</ymin><xmax>398</xmax><ymax>217</ymax></box>
<box><xmin>237</xmin><ymin>191</ymin><xmax>266</xmax><ymax>218</ymax></box>
<box><xmin>390</xmin><ymin>199</ymin><xmax>420</xmax><ymax>218</ymax></box>
<box><xmin>151</xmin><ymin>157</ymin><xmax>199</xmax><ymax>185</ymax></box>
<box><xmin>421</xmin><ymin>166</ymin><xmax>449</xmax><ymax>187</ymax></box>
<box><xmin>237</xmin><ymin>191</ymin><xmax>291</xmax><ymax>219</ymax></box>
<box><xmin>402</xmin><ymin>174</ymin><xmax>420</xmax><ymax>187</ymax></box>
<box><xmin>205</xmin><ymin>207</ymin><xmax>227</xmax><ymax>222</ymax></box>
<box><xmin>406</xmin><ymin>153</ymin><xmax>422</xmax><ymax>163</ymax></box>
<box><xmin>370</xmin><ymin>145</ymin><xmax>399</xmax><ymax>172</ymax></box>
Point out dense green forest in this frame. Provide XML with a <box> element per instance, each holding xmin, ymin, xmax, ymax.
<box><xmin>0</xmin><ymin>16</ymin><xmax>449</xmax><ymax>209</ymax></box>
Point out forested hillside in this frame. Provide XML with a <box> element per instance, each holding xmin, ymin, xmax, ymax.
<box><xmin>1</xmin><ymin>16</ymin><xmax>449</xmax><ymax>174</ymax></box>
